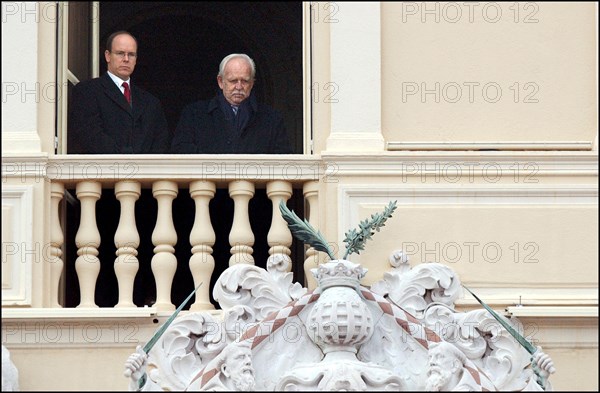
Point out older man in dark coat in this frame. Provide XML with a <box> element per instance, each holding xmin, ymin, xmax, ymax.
<box><xmin>171</xmin><ymin>54</ymin><xmax>292</xmax><ymax>154</ymax></box>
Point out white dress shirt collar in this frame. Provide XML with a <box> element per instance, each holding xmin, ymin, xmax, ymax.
<box><xmin>107</xmin><ymin>71</ymin><xmax>131</xmax><ymax>93</ymax></box>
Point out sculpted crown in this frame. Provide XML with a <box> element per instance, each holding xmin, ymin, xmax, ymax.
<box><xmin>311</xmin><ymin>260</ymin><xmax>367</xmax><ymax>290</ymax></box>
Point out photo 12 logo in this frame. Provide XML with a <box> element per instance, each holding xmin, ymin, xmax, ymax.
<box><xmin>401</xmin><ymin>241</ymin><xmax>540</xmax><ymax>264</ymax></box>
<box><xmin>1</xmin><ymin>322</ymin><xmax>139</xmax><ymax>345</ymax></box>
<box><xmin>401</xmin><ymin>82</ymin><xmax>540</xmax><ymax>104</ymax></box>
<box><xmin>2</xmin><ymin>2</ymin><xmax>100</xmax><ymax>24</ymax></box>
<box><xmin>2</xmin><ymin>81</ymin><xmax>69</xmax><ymax>105</ymax></box>
<box><xmin>400</xmin><ymin>162</ymin><xmax>539</xmax><ymax>184</ymax></box>
<box><xmin>400</xmin><ymin>2</ymin><xmax>540</xmax><ymax>24</ymax></box>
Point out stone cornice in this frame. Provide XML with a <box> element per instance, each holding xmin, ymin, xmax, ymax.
<box><xmin>2</xmin><ymin>154</ymin><xmax>326</xmax><ymax>187</ymax></box>
<box><xmin>2</xmin><ymin>152</ymin><xmax>597</xmax><ymax>186</ymax></box>
<box><xmin>506</xmin><ymin>306</ymin><xmax>598</xmax><ymax>318</ymax></box>
<box><xmin>322</xmin><ymin>151</ymin><xmax>599</xmax><ymax>177</ymax></box>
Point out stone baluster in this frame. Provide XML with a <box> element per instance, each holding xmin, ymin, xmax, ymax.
<box><xmin>75</xmin><ymin>181</ymin><xmax>102</xmax><ymax>308</ymax></box>
<box><xmin>189</xmin><ymin>180</ymin><xmax>216</xmax><ymax>311</ymax></box>
<box><xmin>49</xmin><ymin>182</ymin><xmax>65</xmax><ymax>308</ymax></box>
<box><xmin>228</xmin><ymin>180</ymin><xmax>255</xmax><ymax>265</ymax></box>
<box><xmin>266</xmin><ymin>180</ymin><xmax>293</xmax><ymax>272</ymax></box>
<box><xmin>114</xmin><ymin>181</ymin><xmax>141</xmax><ymax>308</ymax></box>
<box><xmin>151</xmin><ymin>181</ymin><xmax>178</xmax><ymax>311</ymax></box>
<box><xmin>303</xmin><ymin>181</ymin><xmax>322</xmax><ymax>290</ymax></box>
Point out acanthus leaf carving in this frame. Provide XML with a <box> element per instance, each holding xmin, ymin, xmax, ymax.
<box><xmin>214</xmin><ymin>256</ymin><xmax>307</xmax><ymax>320</ymax></box>
<box><xmin>148</xmin><ymin>313</ymin><xmax>225</xmax><ymax>391</ymax></box>
<box><xmin>371</xmin><ymin>251</ymin><xmax>461</xmax><ymax>316</ymax></box>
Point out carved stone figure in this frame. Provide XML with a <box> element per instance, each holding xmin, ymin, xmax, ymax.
<box><xmin>2</xmin><ymin>345</ymin><xmax>19</xmax><ymax>391</ymax></box>
<box><xmin>124</xmin><ymin>347</ymin><xmax>145</xmax><ymax>384</ymax></box>
<box><xmin>125</xmin><ymin>340</ymin><xmax>256</xmax><ymax>391</ymax></box>
<box><xmin>123</xmin><ymin>251</ymin><xmax>557</xmax><ymax>391</ymax></box>
<box><xmin>426</xmin><ymin>341</ymin><xmax>494</xmax><ymax>391</ymax></box>
<box><xmin>529</xmin><ymin>348</ymin><xmax>556</xmax><ymax>391</ymax></box>
<box><xmin>275</xmin><ymin>260</ymin><xmax>404</xmax><ymax>391</ymax></box>
<box><xmin>425</xmin><ymin>340</ymin><xmax>556</xmax><ymax>391</ymax></box>
<box><xmin>190</xmin><ymin>341</ymin><xmax>255</xmax><ymax>391</ymax></box>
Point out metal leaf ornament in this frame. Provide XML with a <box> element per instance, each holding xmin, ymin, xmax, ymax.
<box><xmin>279</xmin><ymin>201</ymin><xmax>335</xmax><ymax>260</ymax></box>
<box><xmin>343</xmin><ymin>200</ymin><xmax>397</xmax><ymax>259</ymax></box>
<box><xmin>463</xmin><ymin>285</ymin><xmax>551</xmax><ymax>390</ymax></box>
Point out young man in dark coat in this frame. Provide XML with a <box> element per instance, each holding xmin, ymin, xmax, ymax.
<box><xmin>68</xmin><ymin>31</ymin><xmax>169</xmax><ymax>154</ymax></box>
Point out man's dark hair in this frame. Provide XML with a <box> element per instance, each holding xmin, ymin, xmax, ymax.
<box><xmin>106</xmin><ymin>31</ymin><xmax>138</xmax><ymax>52</ymax></box>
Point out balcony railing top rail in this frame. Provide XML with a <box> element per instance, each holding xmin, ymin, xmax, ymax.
<box><xmin>42</xmin><ymin>154</ymin><xmax>327</xmax><ymax>187</ymax></box>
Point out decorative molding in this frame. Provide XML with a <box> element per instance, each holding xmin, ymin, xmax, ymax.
<box><xmin>339</xmin><ymin>185</ymin><xmax>597</xmax><ymax>221</ymax></box>
<box><xmin>338</xmin><ymin>185</ymin><xmax>598</xmax><ymax>307</ymax></box>
<box><xmin>2</xmin><ymin>153</ymin><xmax>597</xmax><ymax>184</ymax></box>
<box><xmin>323</xmin><ymin>151</ymin><xmax>599</xmax><ymax>177</ymax></box>
<box><xmin>1</xmin><ymin>307</ymin><xmax>157</xmax><ymax>319</ymax></box>
<box><xmin>511</xmin><ymin>316</ymin><xmax>599</xmax><ymax>350</ymax></box>
<box><xmin>37</xmin><ymin>155</ymin><xmax>327</xmax><ymax>186</ymax></box>
<box><xmin>1</xmin><ymin>153</ymin><xmax>48</xmax><ymax>162</ymax></box>
<box><xmin>455</xmin><ymin>287</ymin><xmax>598</xmax><ymax>307</ymax></box>
<box><xmin>1</xmin><ymin>318</ymin><xmax>156</xmax><ymax>349</ymax></box>
<box><xmin>1</xmin><ymin>309</ymin><xmax>224</xmax><ymax>349</ymax></box>
<box><xmin>1</xmin><ymin>185</ymin><xmax>34</xmax><ymax>306</ymax></box>
<box><xmin>339</xmin><ymin>185</ymin><xmax>598</xmax><ymax>234</ymax></box>
<box><xmin>387</xmin><ymin>141</ymin><xmax>593</xmax><ymax>151</ymax></box>
<box><xmin>506</xmin><ymin>306</ymin><xmax>598</xmax><ymax>318</ymax></box>
<box><xmin>1</xmin><ymin>154</ymin><xmax>49</xmax><ymax>189</ymax></box>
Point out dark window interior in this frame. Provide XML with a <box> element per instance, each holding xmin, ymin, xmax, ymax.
<box><xmin>99</xmin><ymin>1</ymin><xmax>304</xmax><ymax>153</ymax></box>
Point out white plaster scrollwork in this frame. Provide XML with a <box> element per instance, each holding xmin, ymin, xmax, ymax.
<box><xmin>213</xmin><ymin>254</ymin><xmax>307</xmax><ymax>320</ymax></box>
<box><xmin>424</xmin><ymin>307</ymin><xmax>535</xmax><ymax>391</ymax></box>
<box><xmin>371</xmin><ymin>250</ymin><xmax>461</xmax><ymax>316</ymax></box>
<box><xmin>144</xmin><ymin>313</ymin><xmax>225</xmax><ymax>391</ymax></box>
<box><xmin>125</xmin><ymin>250</ymin><xmax>555</xmax><ymax>391</ymax></box>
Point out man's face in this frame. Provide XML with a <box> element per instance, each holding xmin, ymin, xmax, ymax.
<box><xmin>426</xmin><ymin>348</ymin><xmax>454</xmax><ymax>391</ymax></box>
<box><xmin>217</xmin><ymin>57</ymin><xmax>254</xmax><ymax>105</ymax></box>
<box><xmin>105</xmin><ymin>34</ymin><xmax>137</xmax><ymax>81</ymax></box>
<box><xmin>223</xmin><ymin>347</ymin><xmax>255</xmax><ymax>390</ymax></box>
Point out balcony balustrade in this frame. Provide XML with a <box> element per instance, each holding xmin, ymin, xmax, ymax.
<box><xmin>45</xmin><ymin>154</ymin><xmax>326</xmax><ymax>310</ymax></box>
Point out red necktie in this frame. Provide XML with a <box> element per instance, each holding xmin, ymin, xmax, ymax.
<box><xmin>122</xmin><ymin>82</ymin><xmax>131</xmax><ymax>104</ymax></box>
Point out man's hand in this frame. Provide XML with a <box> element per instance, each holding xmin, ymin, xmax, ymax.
<box><xmin>124</xmin><ymin>345</ymin><xmax>148</xmax><ymax>383</ymax></box>
<box><xmin>532</xmin><ymin>345</ymin><xmax>556</xmax><ymax>382</ymax></box>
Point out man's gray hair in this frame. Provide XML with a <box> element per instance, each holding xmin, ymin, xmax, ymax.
<box><xmin>218</xmin><ymin>54</ymin><xmax>256</xmax><ymax>79</ymax></box>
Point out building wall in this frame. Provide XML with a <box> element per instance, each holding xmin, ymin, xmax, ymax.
<box><xmin>316</xmin><ymin>2</ymin><xmax>598</xmax><ymax>391</ymax></box>
<box><xmin>380</xmin><ymin>2</ymin><xmax>597</xmax><ymax>147</ymax></box>
<box><xmin>2</xmin><ymin>2</ymin><xmax>598</xmax><ymax>391</ymax></box>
